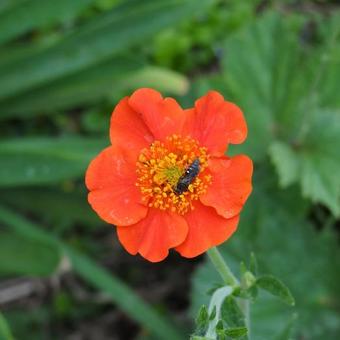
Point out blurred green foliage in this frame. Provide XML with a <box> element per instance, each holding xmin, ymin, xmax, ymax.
<box><xmin>0</xmin><ymin>0</ymin><xmax>339</xmax><ymax>339</ymax></box>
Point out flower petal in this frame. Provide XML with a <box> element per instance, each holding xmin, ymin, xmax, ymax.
<box><xmin>117</xmin><ymin>209</ymin><xmax>188</xmax><ymax>262</ymax></box>
<box><xmin>175</xmin><ymin>201</ymin><xmax>239</xmax><ymax>258</ymax></box>
<box><xmin>184</xmin><ymin>91</ymin><xmax>247</xmax><ymax>156</ymax></box>
<box><xmin>86</xmin><ymin>146</ymin><xmax>148</xmax><ymax>226</ymax></box>
<box><xmin>128</xmin><ymin>88</ymin><xmax>186</xmax><ymax>141</ymax></box>
<box><xmin>110</xmin><ymin>97</ymin><xmax>154</xmax><ymax>157</ymax></box>
<box><xmin>200</xmin><ymin>155</ymin><xmax>253</xmax><ymax>219</ymax></box>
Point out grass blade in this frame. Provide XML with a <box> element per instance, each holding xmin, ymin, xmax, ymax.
<box><xmin>0</xmin><ymin>0</ymin><xmax>211</xmax><ymax>101</ymax></box>
<box><xmin>0</xmin><ymin>137</ymin><xmax>107</xmax><ymax>186</ymax></box>
<box><xmin>0</xmin><ymin>0</ymin><xmax>96</xmax><ymax>45</ymax></box>
<box><xmin>0</xmin><ymin>312</ymin><xmax>14</xmax><ymax>340</ymax></box>
<box><xmin>0</xmin><ymin>205</ymin><xmax>185</xmax><ymax>340</ymax></box>
<box><xmin>0</xmin><ymin>62</ymin><xmax>188</xmax><ymax>119</ymax></box>
<box><xmin>0</xmin><ymin>231</ymin><xmax>60</xmax><ymax>276</ymax></box>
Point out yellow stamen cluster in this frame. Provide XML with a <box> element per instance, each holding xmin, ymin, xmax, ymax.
<box><xmin>136</xmin><ymin>135</ymin><xmax>212</xmax><ymax>214</ymax></box>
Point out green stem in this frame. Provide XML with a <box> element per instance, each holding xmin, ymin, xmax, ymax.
<box><xmin>207</xmin><ymin>247</ymin><xmax>251</xmax><ymax>336</ymax></box>
<box><xmin>207</xmin><ymin>247</ymin><xmax>239</xmax><ymax>287</ymax></box>
<box><xmin>239</xmin><ymin>297</ymin><xmax>250</xmax><ymax>337</ymax></box>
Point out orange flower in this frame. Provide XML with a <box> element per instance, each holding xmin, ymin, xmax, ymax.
<box><xmin>86</xmin><ymin>89</ymin><xmax>253</xmax><ymax>262</ymax></box>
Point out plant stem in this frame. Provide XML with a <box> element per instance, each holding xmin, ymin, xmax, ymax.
<box><xmin>207</xmin><ymin>247</ymin><xmax>251</xmax><ymax>336</ymax></box>
<box><xmin>239</xmin><ymin>297</ymin><xmax>250</xmax><ymax>337</ymax></box>
<box><xmin>207</xmin><ymin>247</ymin><xmax>239</xmax><ymax>287</ymax></box>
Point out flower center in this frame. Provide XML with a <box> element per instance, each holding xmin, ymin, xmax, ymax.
<box><xmin>136</xmin><ymin>134</ymin><xmax>212</xmax><ymax>214</ymax></box>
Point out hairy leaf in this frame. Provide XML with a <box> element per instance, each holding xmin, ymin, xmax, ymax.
<box><xmin>270</xmin><ymin>109</ymin><xmax>340</xmax><ymax>216</ymax></box>
<box><xmin>192</xmin><ymin>170</ymin><xmax>340</xmax><ymax>339</ymax></box>
<box><xmin>256</xmin><ymin>275</ymin><xmax>295</xmax><ymax>306</ymax></box>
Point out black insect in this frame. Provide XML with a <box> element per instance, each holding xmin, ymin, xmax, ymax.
<box><xmin>173</xmin><ymin>158</ymin><xmax>200</xmax><ymax>195</ymax></box>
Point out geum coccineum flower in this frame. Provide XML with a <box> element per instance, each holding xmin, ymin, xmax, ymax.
<box><xmin>86</xmin><ymin>89</ymin><xmax>253</xmax><ymax>262</ymax></box>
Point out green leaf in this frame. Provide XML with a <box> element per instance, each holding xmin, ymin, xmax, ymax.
<box><xmin>0</xmin><ymin>0</ymin><xmax>17</xmax><ymax>14</ymax></box>
<box><xmin>195</xmin><ymin>305</ymin><xmax>209</xmax><ymax>333</ymax></box>
<box><xmin>0</xmin><ymin>61</ymin><xmax>188</xmax><ymax>119</ymax></box>
<box><xmin>0</xmin><ymin>231</ymin><xmax>60</xmax><ymax>276</ymax></box>
<box><xmin>218</xmin><ymin>12</ymin><xmax>308</xmax><ymax>161</ymax></box>
<box><xmin>215</xmin><ymin>319</ymin><xmax>224</xmax><ymax>332</ymax></box>
<box><xmin>242</xmin><ymin>271</ymin><xmax>256</xmax><ymax>290</ymax></box>
<box><xmin>270</xmin><ymin>109</ymin><xmax>340</xmax><ymax>216</ymax></box>
<box><xmin>247</xmin><ymin>285</ymin><xmax>259</xmax><ymax>301</ymax></box>
<box><xmin>209</xmin><ymin>10</ymin><xmax>340</xmax><ymax>165</ymax></box>
<box><xmin>221</xmin><ymin>296</ymin><xmax>245</xmax><ymax>328</ymax></box>
<box><xmin>221</xmin><ymin>12</ymin><xmax>340</xmax><ymax>215</ymax></box>
<box><xmin>299</xmin><ymin>110</ymin><xmax>340</xmax><ymax>216</ymax></box>
<box><xmin>0</xmin><ymin>0</ymin><xmax>212</xmax><ymax>102</ymax></box>
<box><xmin>192</xmin><ymin>172</ymin><xmax>340</xmax><ymax>339</ymax></box>
<box><xmin>256</xmin><ymin>275</ymin><xmax>295</xmax><ymax>306</ymax></box>
<box><xmin>209</xmin><ymin>306</ymin><xmax>217</xmax><ymax>321</ymax></box>
<box><xmin>269</xmin><ymin>141</ymin><xmax>299</xmax><ymax>187</ymax></box>
<box><xmin>231</xmin><ymin>287</ymin><xmax>247</xmax><ymax>299</ymax></box>
<box><xmin>232</xmin><ymin>285</ymin><xmax>257</xmax><ymax>301</ymax></box>
<box><xmin>300</xmin><ymin>148</ymin><xmax>340</xmax><ymax>216</ymax></box>
<box><xmin>122</xmin><ymin>66</ymin><xmax>189</xmax><ymax>96</ymax></box>
<box><xmin>249</xmin><ymin>252</ymin><xmax>258</xmax><ymax>276</ymax></box>
<box><xmin>0</xmin><ymin>0</ymin><xmax>97</xmax><ymax>46</ymax></box>
<box><xmin>313</xmin><ymin>13</ymin><xmax>340</xmax><ymax>109</ymax></box>
<box><xmin>205</xmin><ymin>286</ymin><xmax>234</xmax><ymax>339</ymax></box>
<box><xmin>224</xmin><ymin>326</ymin><xmax>248</xmax><ymax>338</ymax></box>
<box><xmin>0</xmin><ymin>56</ymin><xmax>143</xmax><ymax>118</ymax></box>
<box><xmin>0</xmin><ymin>137</ymin><xmax>107</xmax><ymax>186</ymax></box>
<box><xmin>0</xmin><ymin>187</ymin><xmax>99</xmax><ymax>229</ymax></box>
<box><xmin>215</xmin><ymin>320</ymin><xmax>227</xmax><ymax>340</ymax></box>
<box><xmin>0</xmin><ymin>205</ymin><xmax>184</xmax><ymax>340</ymax></box>
<box><xmin>0</xmin><ymin>312</ymin><xmax>14</xmax><ymax>340</ymax></box>
<box><xmin>239</xmin><ymin>261</ymin><xmax>247</xmax><ymax>275</ymax></box>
